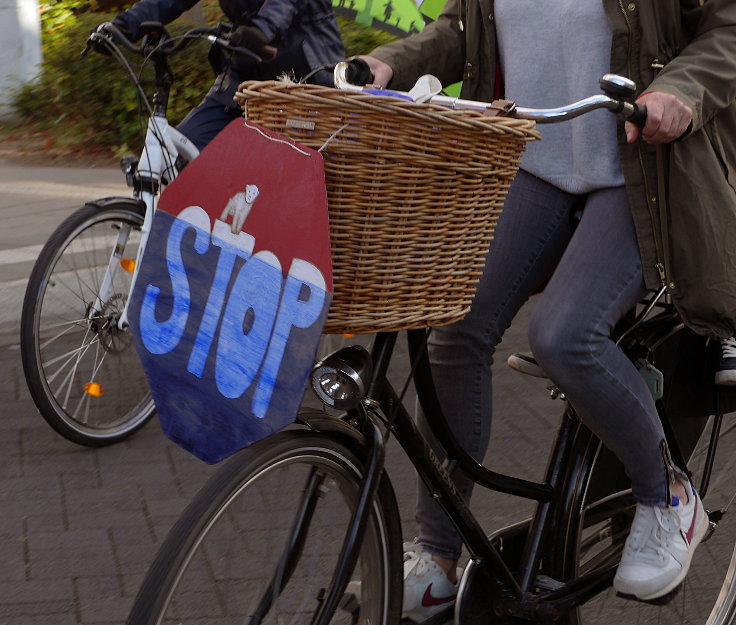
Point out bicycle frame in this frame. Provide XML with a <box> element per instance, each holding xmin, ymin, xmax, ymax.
<box><xmin>114</xmin><ymin>118</ymin><xmax>199</xmax><ymax>329</ymax></box>
<box><xmin>300</xmin><ymin>288</ymin><xmax>729</xmax><ymax>625</ymax></box>
<box><xmin>82</xmin><ymin>43</ymin><xmax>201</xmax><ymax>331</ymax></box>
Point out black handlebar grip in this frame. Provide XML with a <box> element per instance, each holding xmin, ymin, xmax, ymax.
<box><xmin>345</xmin><ymin>57</ymin><xmax>374</xmax><ymax>86</ymax></box>
<box><xmin>628</xmin><ymin>102</ymin><xmax>647</xmax><ymax>128</ymax></box>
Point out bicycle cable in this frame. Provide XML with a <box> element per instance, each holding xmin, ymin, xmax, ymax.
<box><xmin>299</xmin><ymin>63</ymin><xmax>333</xmax><ymax>84</ymax></box>
<box><xmin>91</xmin><ymin>34</ymin><xmax>175</xmax><ymax>180</ymax></box>
<box><xmin>95</xmin><ymin>31</ymin><xmax>216</xmax><ymax>181</ymax></box>
<box><xmin>135</xmin><ymin>32</ymin><xmax>215</xmax><ymax>180</ymax></box>
<box><xmin>385</xmin><ymin>328</ymin><xmax>434</xmax><ymax>428</ymax></box>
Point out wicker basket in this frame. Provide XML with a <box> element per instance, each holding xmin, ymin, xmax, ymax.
<box><xmin>235</xmin><ymin>80</ymin><xmax>539</xmax><ymax>335</ymax></box>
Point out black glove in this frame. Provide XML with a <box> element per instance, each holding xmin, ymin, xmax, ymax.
<box><xmin>88</xmin><ymin>22</ymin><xmax>115</xmax><ymax>56</ymax></box>
<box><xmin>345</xmin><ymin>57</ymin><xmax>374</xmax><ymax>86</ymax></box>
<box><xmin>88</xmin><ymin>21</ymin><xmax>134</xmax><ymax>56</ymax></box>
<box><xmin>229</xmin><ymin>25</ymin><xmax>277</xmax><ymax>61</ymax></box>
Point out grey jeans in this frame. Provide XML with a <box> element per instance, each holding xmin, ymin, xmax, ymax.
<box><xmin>417</xmin><ymin>170</ymin><xmax>670</xmax><ymax>560</ymax></box>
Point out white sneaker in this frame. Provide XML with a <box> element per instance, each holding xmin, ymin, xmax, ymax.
<box><xmin>402</xmin><ymin>543</ymin><xmax>458</xmax><ymax>622</ymax></box>
<box><xmin>613</xmin><ymin>481</ymin><xmax>709</xmax><ymax>600</ymax></box>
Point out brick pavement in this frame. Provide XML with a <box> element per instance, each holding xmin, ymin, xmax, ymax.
<box><xmin>0</xmin><ymin>158</ymin><xmax>559</xmax><ymax>624</ymax></box>
<box><xmin>1</xmin><ymin>324</ymin><xmax>557</xmax><ymax>624</ymax></box>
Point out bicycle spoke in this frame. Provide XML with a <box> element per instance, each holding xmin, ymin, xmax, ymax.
<box><xmin>49</xmin><ymin>268</ymin><xmax>105</xmax><ymax>310</ymax></box>
<box><xmin>69</xmin><ymin>338</ymin><xmax>109</xmax><ymax>423</ymax></box>
<box><xmin>21</xmin><ymin>199</ymin><xmax>153</xmax><ymax>443</ymax></box>
<box><xmin>125</xmin><ymin>433</ymin><xmax>401</xmax><ymax>625</ymax></box>
<box><xmin>249</xmin><ymin>468</ymin><xmax>328</xmax><ymax>624</ymax></box>
<box><xmin>42</xmin><ymin>328</ymin><xmax>98</xmax><ymax>376</ymax></box>
<box><xmin>57</xmin><ymin>331</ymin><xmax>99</xmax><ymax>408</ymax></box>
<box><xmin>37</xmin><ymin>318</ymin><xmax>90</xmax><ymax>351</ymax></box>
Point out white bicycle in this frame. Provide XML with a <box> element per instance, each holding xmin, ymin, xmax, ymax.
<box><xmin>20</xmin><ymin>22</ymin><xmax>252</xmax><ymax>446</ymax></box>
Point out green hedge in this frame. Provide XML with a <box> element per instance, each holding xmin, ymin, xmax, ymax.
<box><xmin>7</xmin><ymin>4</ymin><xmax>397</xmax><ymax>157</ymax></box>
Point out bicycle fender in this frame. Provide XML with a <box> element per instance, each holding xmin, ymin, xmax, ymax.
<box><xmin>297</xmin><ymin>410</ymin><xmax>365</xmax><ymax>446</ymax></box>
<box><xmin>85</xmin><ymin>196</ymin><xmax>146</xmax><ymax>214</ymax></box>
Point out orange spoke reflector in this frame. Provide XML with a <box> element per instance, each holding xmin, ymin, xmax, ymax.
<box><xmin>84</xmin><ymin>382</ymin><xmax>104</xmax><ymax>397</ymax></box>
<box><xmin>343</xmin><ymin>333</ymin><xmax>355</xmax><ymax>338</ymax></box>
<box><xmin>120</xmin><ymin>258</ymin><xmax>136</xmax><ymax>273</ymax></box>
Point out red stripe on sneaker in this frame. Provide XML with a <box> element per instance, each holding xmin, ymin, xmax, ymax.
<box><xmin>684</xmin><ymin>499</ymin><xmax>699</xmax><ymax>545</ymax></box>
<box><xmin>421</xmin><ymin>584</ymin><xmax>455</xmax><ymax>608</ymax></box>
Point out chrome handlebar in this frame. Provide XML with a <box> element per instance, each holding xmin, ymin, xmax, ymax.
<box><xmin>332</xmin><ymin>62</ymin><xmax>646</xmax><ymax>126</ymax></box>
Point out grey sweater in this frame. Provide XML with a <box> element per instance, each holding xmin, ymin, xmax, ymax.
<box><xmin>495</xmin><ymin>0</ymin><xmax>624</xmax><ymax>194</ymax></box>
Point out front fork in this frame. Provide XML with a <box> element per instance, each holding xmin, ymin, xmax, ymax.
<box><xmin>115</xmin><ymin>190</ymin><xmax>156</xmax><ymax>329</ymax></box>
<box><xmin>312</xmin><ymin>408</ymin><xmax>387</xmax><ymax>625</ymax></box>
<box><xmin>82</xmin><ymin>189</ymin><xmax>155</xmax><ymax>329</ymax></box>
<box><xmin>247</xmin><ymin>407</ymin><xmax>387</xmax><ymax>625</ymax></box>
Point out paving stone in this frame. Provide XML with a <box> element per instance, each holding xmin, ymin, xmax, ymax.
<box><xmin>1</xmin><ymin>578</ymin><xmax>75</xmax><ymax>604</ymax></box>
<box><xmin>26</xmin><ymin>529</ymin><xmax>114</xmax><ymax>580</ymax></box>
<box><xmin>0</xmin><ymin>531</ymin><xmax>27</xmax><ymax>582</ymax></box>
<box><xmin>1</xmin><ymin>616</ymin><xmax>79</xmax><ymax>625</ymax></box>
<box><xmin>75</xmin><ymin>575</ymin><xmax>130</xmax><ymax>624</ymax></box>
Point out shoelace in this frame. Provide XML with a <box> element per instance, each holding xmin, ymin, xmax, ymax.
<box><xmin>403</xmin><ymin>545</ymin><xmax>432</xmax><ymax>577</ymax></box>
<box><xmin>626</xmin><ymin>506</ymin><xmax>681</xmax><ymax>565</ymax></box>
<box><xmin>403</xmin><ymin>541</ymin><xmax>424</xmax><ymax>556</ymax></box>
<box><xmin>723</xmin><ymin>337</ymin><xmax>736</xmax><ymax>358</ymax></box>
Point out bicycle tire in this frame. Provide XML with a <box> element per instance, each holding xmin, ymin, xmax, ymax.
<box><xmin>20</xmin><ymin>200</ymin><xmax>154</xmax><ymax>446</ymax></box>
<box><xmin>126</xmin><ymin>429</ymin><xmax>404</xmax><ymax>625</ymax></box>
<box><xmin>556</xmin><ymin>412</ymin><xmax>736</xmax><ymax>625</ymax></box>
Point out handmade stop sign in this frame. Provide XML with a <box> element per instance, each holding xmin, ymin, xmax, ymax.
<box><xmin>128</xmin><ymin>120</ymin><xmax>332</xmax><ymax>463</ymax></box>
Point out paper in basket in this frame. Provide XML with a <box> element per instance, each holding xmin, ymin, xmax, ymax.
<box><xmin>127</xmin><ymin>119</ymin><xmax>332</xmax><ymax>463</ymax></box>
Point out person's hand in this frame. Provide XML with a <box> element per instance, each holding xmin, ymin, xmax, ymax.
<box><xmin>625</xmin><ymin>91</ymin><xmax>693</xmax><ymax>145</ymax></box>
<box><xmin>357</xmin><ymin>55</ymin><xmax>394</xmax><ymax>89</ymax></box>
<box><xmin>345</xmin><ymin>57</ymin><xmax>374</xmax><ymax>85</ymax></box>
<box><xmin>88</xmin><ymin>22</ymin><xmax>125</xmax><ymax>56</ymax></box>
<box><xmin>229</xmin><ymin>25</ymin><xmax>277</xmax><ymax>61</ymax></box>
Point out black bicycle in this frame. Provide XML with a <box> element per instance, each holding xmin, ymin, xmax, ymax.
<box><xmin>124</xmin><ymin>72</ymin><xmax>736</xmax><ymax>625</ymax></box>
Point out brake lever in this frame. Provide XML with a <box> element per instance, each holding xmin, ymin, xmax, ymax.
<box><xmin>208</xmin><ymin>35</ymin><xmax>266</xmax><ymax>63</ymax></box>
<box><xmin>82</xmin><ymin>25</ymin><xmax>116</xmax><ymax>58</ymax></box>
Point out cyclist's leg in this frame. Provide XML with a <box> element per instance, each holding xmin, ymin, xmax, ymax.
<box><xmin>528</xmin><ymin>186</ymin><xmax>708</xmax><ymax>600</ymax></box>
<box><xmin>416</xmin><ymin>171</ymin><xmax>581</xmax><ymax>560</ymax></box>
<box><xmin>176</xmin><ymin>73</ymin><xmax>242</xmax><ymax>151</ymax></box>
<box><xmin>527</xmin><ymin>186</ymin><xmax>668</xmax><ymax>505</ymax></box>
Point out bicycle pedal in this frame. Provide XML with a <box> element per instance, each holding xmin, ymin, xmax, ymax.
<box><xmin>616</xmin><ymin>584</ymin><xmax>680</xmax><ymax>606</ymax></box>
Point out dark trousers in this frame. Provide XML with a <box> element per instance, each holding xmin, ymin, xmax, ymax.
<box><xmin>417</xmin><ymin>170</ymin><xmax>669</xmax><ymax>559</ymax></box>
<box><xmin>176</xmin><ymin>73</ymin><xmax>243</xmax><ymax>151</ymax></box>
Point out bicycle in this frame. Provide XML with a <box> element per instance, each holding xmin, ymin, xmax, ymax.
<box><xmin>19</xmin><ymin>22</ymin><xmax>255</xmax><ymax>446</ymax></box>
<box><xmin>123</xmin><ymin>69</ymin><xmax>736</xmax><ymax>625</ymax></box>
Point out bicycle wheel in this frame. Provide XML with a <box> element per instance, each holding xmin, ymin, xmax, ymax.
<box><xmin>560</xmin><ymin>412</ymin><xmax>736</xmax><ymax>625</ymax></box>
<box><xmin>126</xmin><ymin>429</ymin><xmax>403</xmax><ymax>625</ymax></box>
<box><xmin>20</xmin><ymin>200</ymin><xmax>154</xmax><ymax>446</ymax></box>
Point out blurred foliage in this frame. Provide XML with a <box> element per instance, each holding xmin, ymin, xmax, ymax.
<box><xmin>8</xmin><ymin>0</ymin><xmax>219</xmax><ymax>157</ymax></box>
<box><xmin>338</xmin><ymin>17</ymin><xmax>398</xmax><ymax>57</ymax></box>
<box><xmin>5</xmin><ymin>0</ymin><xmax>397</xmax><ymax>158</ymax></box>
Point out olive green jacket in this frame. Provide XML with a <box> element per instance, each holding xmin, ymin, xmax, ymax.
<box><xmin>371</xmin><ymin>0</ymin><xmax>736</xmax><ymax>339</ymax></box>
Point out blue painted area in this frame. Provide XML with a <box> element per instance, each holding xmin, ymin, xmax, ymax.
<box><xmin>253</xmin><ymin>263</ymin><xmax>327</xmax><ymax>418</ymax></box>
<box><xmin>139</xmin><ymin>216</ymin><xmax>210</xmax><ymax>355</ymax></box>
<box><xmin>364</xmin><ymin>89</ymin><xmax>414</xmax><ymax>101</ymax></box>
<box><xmin>128</xmin><ymin>211</ymin><xmax>331</xmax><ymax>463</ymax></box>
<box><xmin>187</xmin><ymin>236</ymin><xmax>243</xmax><ymax>378</ymax></box>
<box><xmin>215</xmin><ymin>252</ymin><xmax>282</xmax><ymax>400</ymax></box>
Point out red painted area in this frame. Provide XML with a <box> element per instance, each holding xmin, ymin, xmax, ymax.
<box><xmin>158</xmin><ymin>119</ymin><xmax>333</xmax><ymax>290</ymax></box>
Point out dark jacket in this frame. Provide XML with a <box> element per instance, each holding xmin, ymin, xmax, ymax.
<box><xmin>113</xmin><ymin>0</ymin><xmax>345</xmax><ymax>92</ymax></box>
<box><xmin>371</xmin><ymin>0</ymin><xmax>736</xmax><ymax>339</ymax></box>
